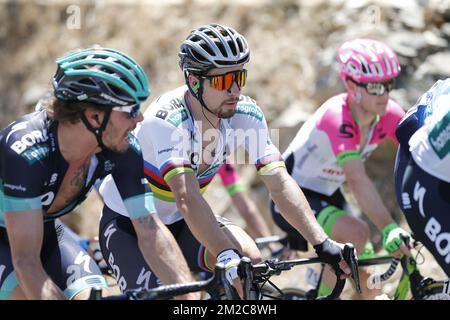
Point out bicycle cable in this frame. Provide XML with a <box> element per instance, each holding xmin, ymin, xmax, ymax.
<box><xmin>414</xmin><ymin>242</ymin><xmax>426</xmax><ymax>265</ymax></box>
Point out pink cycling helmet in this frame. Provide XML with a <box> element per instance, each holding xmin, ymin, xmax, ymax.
<box><xmin>337</xmin><ymin>38</ymin><xmax>401</xmax><ymax>83</ymax></box>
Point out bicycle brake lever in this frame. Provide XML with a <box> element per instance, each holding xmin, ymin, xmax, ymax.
<box><xmin>238</xmin><ymin>257</ymin><xmax>253</xmax><ymax>300</ymax></box>
<box><xmin>343</xmin><ymin>243</ymin><xmax>361</xmax><ymax>294</ymax></box>
<box><xmin>400</xmin><ymin>234</ymin><xmax>411</xmax><ymax>249</ymax></box>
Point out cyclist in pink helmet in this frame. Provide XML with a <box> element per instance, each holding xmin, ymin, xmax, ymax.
<box><xmin>270</xmin><ymin>38</ymin><xmax>412</xmax><ymax>299</ymax></box>
<box><xmin>337</xmin><ymin>38</ymin><xmax>401</xmax><ymax>84</ymax></box>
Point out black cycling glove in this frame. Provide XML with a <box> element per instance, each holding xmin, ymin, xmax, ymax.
<box><xmin>314</xmin><ymin>238</ymin><xmax>344</xmax><ymax>273</ymax></box>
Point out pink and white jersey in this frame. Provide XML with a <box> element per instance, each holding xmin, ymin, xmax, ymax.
<box><xmin>284</xmin><ymin>93</ymin><xmax>404</xmax><ymax>196</ymax></box>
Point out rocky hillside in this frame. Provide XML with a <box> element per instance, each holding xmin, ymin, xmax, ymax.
<box><xmin>1</xmin><ymin>1</ymin><xmax>449</xmax><ymax>276</ymax></box>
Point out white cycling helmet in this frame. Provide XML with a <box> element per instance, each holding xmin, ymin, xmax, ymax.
<box><xmin>179</xmin><ymin>23</ymin><xmax>250</xmax><ymax>74</ymax></box>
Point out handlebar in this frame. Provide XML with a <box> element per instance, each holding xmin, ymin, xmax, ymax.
<box><xmin>89</xmin><ymin>263</ymin><xmax>229</xmax><ymax>300</ymax></box>
<box><xmin>255</xmin><ymin>235</ymin><xmax>289</xmax><ymax>248</ymax></box>
<box><xmin>239</xmin><ymin>243</ymin><xmax>360</xmax><ymax>300</ymax></box>
<box><xmin>90</xmin><ymin>243</ymin><xmax>360</xmax><ymax>301</ymax></box>
<box><xmin>362</xmin><ymin>234</ymin><xmax>411</xmax><ymax>286</ymax></box>
<box><xmin>343</xmin><ymin>243</ymin><xmax>361</xmax><ymax>295</ymax></box>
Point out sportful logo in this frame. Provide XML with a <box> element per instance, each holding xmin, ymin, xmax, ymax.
<box><xmin>49</xmin><ymin>173</ymin><xmax>58</xmax><ymax>186</ymax></box>
<box><xmin>429</xmin><ymin>112</ymin><xmax>450</xmax><ymax>159</ymax></box>
<box><xmin>104</xmin><ymin>160</ymin><xmax>115</xmax><ymax>172</ymax></box>
<box><xmin>3</xmin><ymin>184</ymin><xmax>26</xmax><ymax>192</ymax></box>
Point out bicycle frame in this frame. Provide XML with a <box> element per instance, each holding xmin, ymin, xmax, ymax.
<box><xmin>394</xmin><ymin>255</ymin><xmax>449</xmax><ymax>300</ymax></box>
<box><xmin>351</xmin><ymin>253</ymin><xmax>448</xmax><ymax>300</ymax></box>
<box><xmin>255</xmin><ymin>235</ymin><xmax>449</xmax><ymax>300</ymax></box>
<box><xmin>239</xmin><ymin>243</ymin><xmax>360</xmax><ymax>300</ymax></box>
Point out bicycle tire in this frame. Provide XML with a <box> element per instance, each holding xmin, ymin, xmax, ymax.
<box><xmin>264</xmin><ymin>287</ymin><xmax>309</xmax><ymax>300</ymax></box>
<box><xmin>423</xmin><ymin>293</ymin><xmax>450</xmax><ymax>300</ymax></box>
<box><xmin>421</xmin><ymin>281</ymin><xmax>450</xmax><ymax>300</ymax></box>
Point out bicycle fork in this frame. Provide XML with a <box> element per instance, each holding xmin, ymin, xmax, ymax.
<box><xmin>394</xmin><ymin>256</ymin><xmax>423</xmax><ymax>300</ymax></box>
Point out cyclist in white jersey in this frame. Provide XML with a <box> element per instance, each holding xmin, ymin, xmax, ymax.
<box><xmin>99</xmin><ymin>24</ymin><xmax>353</xmax><ymax>297</ymax></box>
<box><xmin>395</xmin><ymin>78</ymin><xmax>450</xmax><ymax>277</ymax></box>
<box><xmin>270</xmin><ymin>39</ymin><xmax>412</xmax><ymax>299</ymax></box>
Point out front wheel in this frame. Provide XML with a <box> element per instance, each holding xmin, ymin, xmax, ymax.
<box><xmin>414</xmin><ymin>278</ymin><xmax>450</xmax><ymax>300</ymax></box>
<box><xmin>280</xmin><ymin>288</ymin><xmax>311</xmax><ymax>300</ymax></box>
<box><xmin>421</xmin><ymin>281</ymin><xmax>450</xmax><ymax>300</ymax></box>
<box><xmin>271</xmin><ymin>287</ymin><xmax>310</xmax><ymax>300</ymax></box>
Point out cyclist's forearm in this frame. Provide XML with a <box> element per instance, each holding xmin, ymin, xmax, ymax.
<box><xmin>178</xmin><ymin>193</ymin><xmax>239</xmax><ymax>257</ymax></box>
<box><xmin>265</xmin><ymin>170</ymin><xmax>327</xmax><ymax>246</ymax></box>
<box><xmin>133</xmin><ymin>215</ymin><xmax>194</xmax><ymax>286</ymax></box>
<box><xmin>5</xmin><ymin>210</ymin><xmax>66</xmax><ymax>299</ymax></box>
<box><xmin>347</xmin><ymin>175</ymin><xmax>394</xmax><ymax>231</ymax></box>
<box><xmin>14</xmin><ymin>260</ymin><xmax>66</xmax><ymax>299</ymax></box>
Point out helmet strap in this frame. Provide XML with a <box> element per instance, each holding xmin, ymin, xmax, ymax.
<box><xmin>196</xmin><ymin>79</ymin><xmax>216</xmax><ymax>114</ymax></box>
<box><xmin>80</xmin><ymin>108</ymin><xmax>112</xmax><ymax>150</ymax></box>
<box><xmin>185</xmin><ymin>71</ymin><xmax>201</xmax><ymax>99</ymax></box>
<box><xmin>192</xmin><ymin>82</ymin><xmax>200</xmax><ymax>95</ymax></box>
<box><xmin>184</xmin><ymin>71</ymin><xmax>216</xmax><ymax>115</ymax></box>
<box><xmin>353</xmin><ymin>90</ymin><xmax>362</xmax><ymax>104</ymax></box>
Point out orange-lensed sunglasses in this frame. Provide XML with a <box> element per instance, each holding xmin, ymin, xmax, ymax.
<box><xmin>201</xmin><ymin>69</ymin><xmax>247</xmax><ymax>91</ymax></box>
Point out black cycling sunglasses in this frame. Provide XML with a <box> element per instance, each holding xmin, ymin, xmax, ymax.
<box><xmin>349</xmin><ymin>78</ymin><xmax>395</xmax><ymax>96</ymax></box>
<box><xmin>112</xmin><ymin>104</ymin><xmax>141</xmax><ymax>119</ymax></box>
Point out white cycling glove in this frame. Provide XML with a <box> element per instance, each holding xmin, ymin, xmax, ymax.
<box><xmin>216</xmin><ymin>249</ymin><xmax>242</xmax><ymax>284</ymax></box>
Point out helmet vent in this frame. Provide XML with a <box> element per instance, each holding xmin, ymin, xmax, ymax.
<box><xmin>361</xmin><ymin>64</ymin><xmax>368</xmax><ymax>74</ymax></box>
<box><xmin>79</xmin><ymin>78</ymin><xmax>96</xmax><ymax>86</ymax></box>
<box><xmin>179</xmin><ymin>24</ymin><xmax>250</xmax><ymax>71</ymax></box>
<box><xmin>236</xmin><ymin>38</ymin><xmax>244</xmax><ymax>53</ymax></box>
<box><xmin>228</xmin><ymin>39</ymin><xmax>237</xmax><ymax>56</ymax></box>
<box><xmin>107</xmin><ymin>82</ymin><xmax>126</xmax><ymax>97</ymax></box>
<box><xmin>68</xmin><ymin>83</ymin><xmax>83</xmax><ymax>94</ymax></box>
<box><xmin>216</xmin><ymin>40</ymin><xmax>228</xmax><ymax>57</ymax></box>
<box><xmin>192</xmin><ymin>49</ymin><xmax>209</xmax><ymax>63</ymax></box>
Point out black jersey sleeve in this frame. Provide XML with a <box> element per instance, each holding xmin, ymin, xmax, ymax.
<box><xmin>109</xmin><ymin>134</ymin><xmax>156</xmax><ymax>219</ymax></box>
<box><xmin>0</xmin><ymin>116</ymin><xmax>49</xmax><ymax>213</ymax></box>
